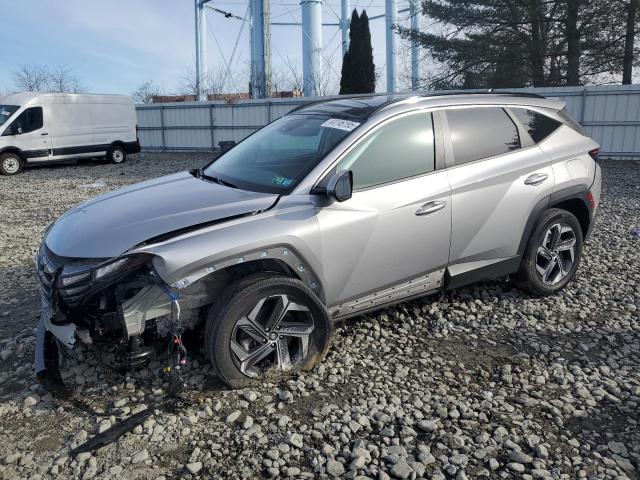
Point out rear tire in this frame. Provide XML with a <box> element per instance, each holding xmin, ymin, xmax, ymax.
<box><xmin>515</xmin><ymin>208</ymin><xmax>583</xmax><ymax>296</ymax></box>
<box><xmin>0</xmin><ymin>152</ymin><xmax>23</xmax><ymax>175</ymax></box>
<box><xmin>107</xmin><ymin>145</ymin><xmax>126</xmax><ymax>164</ymax></box>
<box><xmin>205</xmin><ymin>274</ymin><xmax>332</xmax><ymax>388</ymax></box>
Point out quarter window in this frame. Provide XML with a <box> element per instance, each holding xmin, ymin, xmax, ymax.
<box><xmin>10</xmin><ymin>107</ymin><xmax>43</xmax><ymax>134</ymax></box>
<box><xmin>446</xmin><ymin>107</ymin><xmax>520</xmax><ymax>165</ymax></box>
<box><xmin>338</xmin><ymin>112</ymin><xmax>435</xmax><ymax>190</ymax></box>
<box><xmin>511</xmin><ymin>108</ymin><xmax>563</xmax><ymax>143</ymax></box>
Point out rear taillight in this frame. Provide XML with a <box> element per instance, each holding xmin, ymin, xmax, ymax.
<box><xmin>586</xmin><ymin>191</ymin><xmax>596</xmax><ymax>209</ymax></box>
<box><xmin>588</xmin><ymin>148</ymin><xmax>600</xmax><ymax>161</ymax></box>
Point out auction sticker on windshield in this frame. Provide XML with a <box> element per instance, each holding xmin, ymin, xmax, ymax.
<box><xmin>321</xmin><ymin>118</ymin><xmax>361</xmax><ymax>132</ymax></box>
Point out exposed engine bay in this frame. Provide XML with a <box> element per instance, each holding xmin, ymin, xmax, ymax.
<box><xmin>33</xmin><ymin>241</ymin><xmax>228</xmax><ymax>390</ymax></box>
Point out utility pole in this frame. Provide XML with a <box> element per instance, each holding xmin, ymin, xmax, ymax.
<box><xmin>194</xmin><ymin>0</ymin><xmax>208</xmax><ymax>101</ymax></box>
<box><xmin>385</xmin><ymin>0</ymin><xmax>397</xmax><ymax>92</ymax></box>
<box><xmin>341</xmin><ymin>0</ymin><xmax>350</xmax><ymax>57</ymax></box>
<box><xmin>409</xmin><ymin>0</ymin><xmax>421</xmax><ymax>91</ymax></box>
<box><xmin>301</xmin><ymin>0</ymin><xmax>323</xmax><ymax>96</ymax></box>
<box><xmin>250</xmin><ymin>0</ymin><xmax>272</xmax><ymax>98</ymax></box>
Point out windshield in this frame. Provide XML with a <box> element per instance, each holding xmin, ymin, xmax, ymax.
<box><xmin>0</xmin><ymin>105</ymin><xmax>19</xmax><ymax>127</ymax></box>
<box><xmin>204</xmin><ymin>114</ymin><xmax>360</xmax><ymax>193</ymax></box>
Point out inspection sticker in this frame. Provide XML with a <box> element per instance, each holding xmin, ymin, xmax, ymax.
<box><xmin>320</xmin><ymin>118</ymin><xmax>361</xmax><ymax>132</ymax></box>
<box><xmin>272</xmin><ymin>176</ymin><xmax>294</xmax><ymax>187</ymax></box>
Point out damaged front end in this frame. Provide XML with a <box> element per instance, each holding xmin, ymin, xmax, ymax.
<box><xmin>34</xmin><ymin>242</ymin><xmax>202</xmax><ymax>391</ymax></box>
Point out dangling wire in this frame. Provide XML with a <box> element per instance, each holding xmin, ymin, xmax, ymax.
<box><xmin>158</xmin><ymin>284</ymin><xmax>187</xmax><ymax>381</ymax></box>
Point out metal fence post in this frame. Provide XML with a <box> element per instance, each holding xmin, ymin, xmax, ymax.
<box><xmin>160</xmin><ymin>105</ymin><xmax>166</xmax><ymax>151</ymax></box>
<box><xmin>580</xmin><ymin>87</ymin><xmax>588</xmax><ymax>124</ymax></box>
<box><xmin>209</xmin><ymin>103</ymin><xmax>215</xmax><ymax>151</ymax></box>
<box><xmin>267</xmin><ymin>101</ymin><xmax>272</xmax><ymax>123</ymax></box>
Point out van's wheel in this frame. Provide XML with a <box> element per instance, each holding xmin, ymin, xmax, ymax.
<box><xmin>205</xmin><ymin>274</ymin><xmax>332</xmax><ymax>388</ymax></box>
<box><xmin>0</xmin><ymin>152</ymin><xmax>23</xmax><ymax>175</ymax></box>
<box><xmin>107</xmin><ymin>145</ymin><xmax>126</xmax><ymax>164</ymax></box>
<box><xmin>515</xmin><ymin>208</ymin><xmax>583</xmax><ymax>296</ymax></box>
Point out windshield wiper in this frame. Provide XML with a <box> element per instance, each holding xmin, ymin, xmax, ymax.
<box><xmin>201</xmin><ymin>172</ymin><xmax>238</xmax><ymax>189</ymax></box>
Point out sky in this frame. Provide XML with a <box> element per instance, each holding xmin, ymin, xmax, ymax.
<box><xmin>0</xmin><ymin>0</ymin><xmax>419</xmax><ymax>96</ymax></box>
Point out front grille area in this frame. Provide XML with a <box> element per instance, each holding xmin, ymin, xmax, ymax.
<box><xmin>36</xmin><ymin>244</ymin><xmax>63</xmax><ymax>305</ymax></box>
<box><xmin>36</xmin><ymin>244</ymin><xmax>98</xmax><ymax>310</ymax></box>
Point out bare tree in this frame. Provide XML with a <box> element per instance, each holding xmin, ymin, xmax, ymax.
<box><xmin>11</xmin><ymin>64</ymin><xmax>86</xmax><ymax>93</ymax></box>
<box><xmin>12</xmin><ymin>65</ymin><xmax>50</xmax><ymax>92</ymax></box>
<box><xmin>132</xmin><ymin>80</ymin><xmax>161</xmax><ymax>104</ymax></box>
<box><xmin>47</xmin><ymin>66</ymin><xmax>85</xmax><ymax>93</ymax></box>
<box><xmin>179</xmin><ymin>66</ymin><xmax>235</xmax><ymax>98</ymax></box>
<box><xmin>281</xmin><ymin>57</ymin><xmax>304</xmax><ymax>93</ymax></box>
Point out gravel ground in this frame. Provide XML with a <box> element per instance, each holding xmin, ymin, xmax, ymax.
<box><xmin>0</xmin><ymin>153</ymin><xmax>638</xmax><ymax>480</ymax></box>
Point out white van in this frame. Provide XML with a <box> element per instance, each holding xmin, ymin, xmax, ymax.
<box><xmin>0</xmin><ymin>92</ymin><xmax>140</xmax><ymax>175</ymax></box>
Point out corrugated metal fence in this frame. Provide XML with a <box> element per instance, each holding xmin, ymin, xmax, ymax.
<box><xmin>136</xmin><ymin>85</ymin><xmax>640</xmax><ymax>159</ymax></box>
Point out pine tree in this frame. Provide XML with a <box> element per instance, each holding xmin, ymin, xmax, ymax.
<box><xmin>359</xmin><ymin>11</ymin><xmax>376</xmax><ymax>92</ymax></box>
<box><xmin>397</xmin><ymin>0</ymin><xmax>629</xmax><ymax>89</ymax></box>
<box><xmin>340</xmin><ymin>9</ymin><xmax>375</xmax><ymax>94</ymax></box>
<box><xmin>339</xmin><ymin>10</ymin><xmax>360</xmax><ymax>94</ymax></box>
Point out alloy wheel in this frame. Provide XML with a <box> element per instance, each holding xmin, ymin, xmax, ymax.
<box><xmin>535</xmin><ymin>223</ymin><xmax>577</xmax><ymax>285</ymax></box>
<box><xmin>230</xmin><ymin>294</ymin><xmax>315</xmax><ymax>377</ymax></box>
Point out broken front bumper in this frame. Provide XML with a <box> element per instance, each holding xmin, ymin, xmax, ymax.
<box><xmin>33</xmin><ymin>242</ymin><xmax>175</xmax><ymax>375</ymax></box>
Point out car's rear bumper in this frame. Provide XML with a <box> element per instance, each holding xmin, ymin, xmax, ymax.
<box><xmin>585</xmin><ymin>162</ymin><xmax>602</xmax><ymax>240</ymax></box>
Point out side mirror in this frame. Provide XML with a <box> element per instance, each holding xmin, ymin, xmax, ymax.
<box><xmin>326</xmin><ymin>170</ymin><xmax>353</xmax><ymax>202</ymax></box>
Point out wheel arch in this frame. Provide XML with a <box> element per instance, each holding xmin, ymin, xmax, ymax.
<box><xmin>549</xmin><ymin>197</ymin><xmax>590</xmax><ymax>239</ymax></box>
<box><xmin>0</xmin><ymin>147</ymin><xmax>27</xmax><ymax>162</ymax></box>
<box><xmin>159</xmin><ymin>244</ymin><xmax>326</xmax><ymax>305</ymax></box>
<box><xmin>517</xmin><ymin>185</ymin><xmax>592</xmax><ymax>257</ymax></box>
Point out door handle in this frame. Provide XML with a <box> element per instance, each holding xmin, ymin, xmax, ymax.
<box><xmin>415</xmin><ymin>201</ymin><xmax>446</xmax><ymax>216</ymax></box>
<box><xmin>41</xmin><ymin>132</ymin><xmax>48</xmax><ymax>136</ymax></box>
<box><xmin>524</xmin><ymin>173</ymin><xmax>548</xmax><ymax>186</ymax></box>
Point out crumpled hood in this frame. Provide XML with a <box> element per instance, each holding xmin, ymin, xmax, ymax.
<box><xmin>45</xmin><ymin>171</ymin><xmax>279</xmax><ymax>258</ymax></box>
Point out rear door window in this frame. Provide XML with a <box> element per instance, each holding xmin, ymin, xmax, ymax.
<box><xmin>11</xmin><ymin>107</ymin><xmax>43</xmax><ymax>134</ymax></box>
<box><xmin>511</xmin><ymin>108</ymin><xmax>563</xmax><ymax>143</ymax></box>
<box><xmin>338</xmin><ymin>111</ymin><xmax>435</xmax><ymax>190</ymax></box>
<box><xmin>446</xmin><ymin>107</ymin><xmax>520</xmax><ymax>165</ymax></box>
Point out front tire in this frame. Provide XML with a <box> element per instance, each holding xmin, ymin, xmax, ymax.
<box><xmin>107</xmin><ymin>145</ymin><xmax>126</xmax><ymax>164</ymax></box>
<box><xmin>205</xmin><ymin>275</ymin><xmax>332</xmax><ymax>388</ymax></box>
<box><xmin>515</xmin><ymin>208</ymin><xmax>583</xmax><ymax>296</ymax></box>
<box><xmin>0</xmin><ymin>152</ymin><xmax>23</xmax><ymax>175</ymax></box>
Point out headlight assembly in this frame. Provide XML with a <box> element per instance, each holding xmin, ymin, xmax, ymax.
<box><xmin>95</xmin><ymin>258</ymin><xmax>130</xmax><ymax>279</ymax></box>
<box><xmin>58</xmin><ymin>254</ymin><xmax>152</xmax><ymax>289</ymax></box>
<box><xmin>60</xmin><ymin>271</ymin><xmax>92</xmax><ymax>286</ymax></box>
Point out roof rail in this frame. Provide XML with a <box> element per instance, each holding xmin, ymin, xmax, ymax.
<box><xmin>416</xmin><ymin>90</ymin><xmax>546</xmax><ymax>99</ymax></box>
<box><xmin>285</xmin><ymin>90</ymin><xmax>547</xmax><ymax>118</ymax></box>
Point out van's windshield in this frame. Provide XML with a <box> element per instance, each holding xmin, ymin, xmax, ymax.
<box><xmin>0</xmin><ymin>105</ymin><xmax>19</xmax><ymax>127</ymax></box>
<box><xmin>203</xmin><ymin>114</ymin><xmax>359</xmax><ymax>194</ymax></box>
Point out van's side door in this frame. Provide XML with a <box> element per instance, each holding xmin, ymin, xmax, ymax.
<box><xmin>48</xmin><ymin>103</ymin><xmax>99</xmax><ymax>160</ymax></box>
<box><xmin>315</xmin><ymin>111</ymin><xmax>452</xmax><ymax>312</ymax></box>
<box><xmin>3</xmin><ymin>106</ymin><xmax>51</xmax><ymax>161</ymax></box>
<box><xmin>441</xmin><ymin>106</ymin><xmax>555</xmax><ymax>286</ymax></box>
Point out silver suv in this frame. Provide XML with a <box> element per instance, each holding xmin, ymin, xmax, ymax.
<box><xmin>35</xmin><ymin>93</ymin><xmax>602</xmax><ymax>389</ymax></box>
